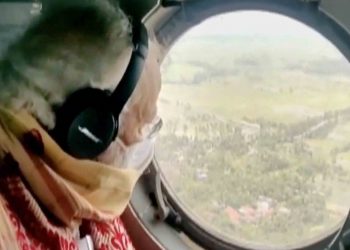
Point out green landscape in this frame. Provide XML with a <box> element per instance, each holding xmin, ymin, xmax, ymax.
<box><xmin>155</xmin><ymin>22</ymin><xmax>350</xmax><ymax>248</ymax></box>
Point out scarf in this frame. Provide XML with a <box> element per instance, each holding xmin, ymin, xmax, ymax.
<box><xmin>0</xmin><ymin>107</ymin><xmax>140</xmax><ymax>249</ymax></box>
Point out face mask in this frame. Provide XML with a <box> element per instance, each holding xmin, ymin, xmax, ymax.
<box><xmin>97</xmin><ymin>117</ymin><xmax>162</xmax><ymax>172</ymax></box>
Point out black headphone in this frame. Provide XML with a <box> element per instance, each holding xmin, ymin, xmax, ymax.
<box><xmin>50</xmin><ymin>21</ymin><xmax>148</xmax><ymax>159</ymax></box>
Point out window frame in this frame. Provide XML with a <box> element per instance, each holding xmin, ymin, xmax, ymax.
<box><xmin>132</xmin><ymin>0</ymin><xmax>350</xmax><ymax>249</ymax></box>
<box><xmin>154</xmin><ymin>0</ymin><xmax>350</xmax><ymax>62</ymax></box>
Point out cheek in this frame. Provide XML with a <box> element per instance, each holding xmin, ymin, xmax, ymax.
<box><xmin>143</xmin><ymin>69</ymin><xmax>161</xmax><ymax>122</ymax></box>
<box><xmin>119</xmin><ymin>111</ymin><xmax>143</xmax><ymax>146</ymax></box>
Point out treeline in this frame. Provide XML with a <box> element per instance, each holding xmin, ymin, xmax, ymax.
<box><xmin>156</xmin><ymin>104</ymin><xmax>350</xmax><ymax>244</ymax></box>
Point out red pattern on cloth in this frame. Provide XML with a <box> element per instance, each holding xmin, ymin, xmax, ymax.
<box><xmin>0</xmin><ymin>160</ymin><xmax>135</xmax><ymax>250</ymax></box>
<box><xmin>81</xmin><ymin>218</ymin><xmax>134</xmax><ymax>250</ymax></box>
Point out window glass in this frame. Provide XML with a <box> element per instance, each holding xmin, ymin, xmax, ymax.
<box><xmin>156</xmin><ymin>11</ymin><xmax>350</xmax><ymax>247</ymax></box>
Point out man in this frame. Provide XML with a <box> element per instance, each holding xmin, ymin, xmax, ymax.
<box><xmin>0</xmin><ymin>0</ymin><xmax>161</xmax><ymax>249</ymax></box>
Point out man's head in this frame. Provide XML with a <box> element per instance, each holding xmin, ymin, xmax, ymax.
<box><xmin>0</xmin><ymin>0</ymin><xmax>161</xmax><ymax>164</ymax></box>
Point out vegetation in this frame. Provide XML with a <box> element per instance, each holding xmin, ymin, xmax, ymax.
<box><xmin>156</xmin><ymin>32</ymin><xmax>350</xmax><ymax>247</ymax></box>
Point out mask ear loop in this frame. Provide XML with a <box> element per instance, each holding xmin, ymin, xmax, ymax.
<box><xmin>116</xmin><ymin>118</ymin><xmax>162</xmax><ymax>170</ymax></box>
<box><xmin>146</xmin><ymin>117</ymin><xmax>163</xmax><ymax>139</ymax></box>
<box><xmin>94</xmin><ymin>137</ymin><xmax>128</xmax><ymax>163</ymax></box>
<box><xmin>95</xmin><ymin>117</ymin><xmax>162</xmax><ymax>169</ymax></box>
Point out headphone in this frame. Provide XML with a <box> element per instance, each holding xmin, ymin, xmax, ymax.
<box><xmin>50</xmin><ymin>21</ymin><xmax>148</xmax><ymax>159</ymax></box>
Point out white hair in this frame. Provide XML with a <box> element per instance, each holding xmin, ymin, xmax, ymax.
<box><xmin>0</xmin><ymin>0</ymin><xmax>132</xmax><ymax>128</ymax></box>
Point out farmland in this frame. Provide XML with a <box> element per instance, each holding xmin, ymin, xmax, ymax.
<box><xmin>156</xmin><ymin>24</ymin><xmax>350</xmax><ymax>247</ymax></box>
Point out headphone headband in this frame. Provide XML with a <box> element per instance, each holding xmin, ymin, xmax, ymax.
<box><xmin>109</xmin><ymin>22</ymin><xmax>148</xmax><ymax>117</ymax></box>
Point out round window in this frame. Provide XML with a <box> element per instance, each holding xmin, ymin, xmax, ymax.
<box><xmin>155</xmin><ymin>10</ymin><xmax>350</xmax><ymax>248</ymax></box>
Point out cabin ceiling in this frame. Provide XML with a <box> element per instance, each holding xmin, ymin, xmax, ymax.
<box><xmin>154</xmin><ymin>0</ymin><xmax>350</xmax><ymax>35</ymax></box>
<box><xmin>1</xmin><ymin>0</ymin><xmax>349</xmax><ymax>34</ymax></box>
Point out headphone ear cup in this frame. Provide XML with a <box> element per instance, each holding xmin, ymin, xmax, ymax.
<box><xmin>51</xmin><ymin>88</ymin><xmax>118</xmax><ymax>159</ymax></box>
<box><xmin>66</xmin><ymin>106</ymin><xmax>117</xmax><ymax>159</ymax></box>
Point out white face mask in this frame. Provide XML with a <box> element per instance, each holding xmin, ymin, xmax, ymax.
<box><xmin>97</xmin><ymin>117</ymin><xmax>162</xmax><ymax>172</ymax></box>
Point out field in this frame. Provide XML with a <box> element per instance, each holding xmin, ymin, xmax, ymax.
<box><xmin>155</xmin><ymin>32</ymin><xmax>350</xmax><ymax>247</ymax></box>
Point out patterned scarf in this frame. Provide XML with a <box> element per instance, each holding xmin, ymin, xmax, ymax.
<box><xmin>0</xmin><ymin>107</ymin><xmax>140</xmax><ymax>249</ymax></box>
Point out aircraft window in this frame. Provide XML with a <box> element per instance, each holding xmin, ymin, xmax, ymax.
<box><xmin>156</xmin><ymin>10</ymin><xmax>350</xmax><ymax>248</ymax></box>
